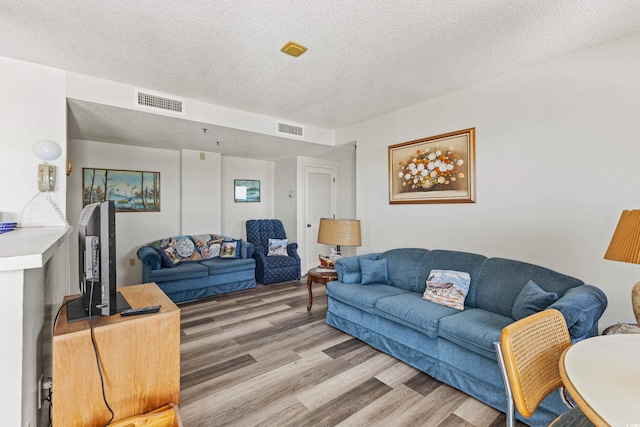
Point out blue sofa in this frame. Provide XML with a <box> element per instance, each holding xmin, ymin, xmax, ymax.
<box><xmin>137</xmin><ymin>235</ymin><xmax>256</xmax><ymax>302</ymax></box>
<box><xmin>326</xmin><ymin>248</ymin><xmax>607</xmax><ymax>426</ymax></box>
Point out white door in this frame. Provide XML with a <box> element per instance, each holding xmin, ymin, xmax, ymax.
<box><xmin>305</xmin><ymin>166</ymin><xmax>336</xmax><ymax>270</ymax></box>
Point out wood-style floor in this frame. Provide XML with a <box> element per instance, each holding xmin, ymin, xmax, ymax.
<box><xmin>178</xmin><ymin>278</ymin><xmax>523</xmax><ymax>427</ymax></box>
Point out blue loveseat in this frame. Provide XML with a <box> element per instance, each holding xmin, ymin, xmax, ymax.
<box><xmin>137</xmin><ymin>234</ymin><xmax>256</xmax><ymax>302</ymax></box>
<box><xmin>326</xmin><ymin>248</ymin><xmax>607</xmax><ymax>426</ymax></box>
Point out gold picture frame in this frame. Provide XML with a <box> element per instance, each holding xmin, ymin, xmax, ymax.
<box><xmin>388</xmin><ymin>128</ymin><xmax>475</xmax><ymax>204</ymax></box>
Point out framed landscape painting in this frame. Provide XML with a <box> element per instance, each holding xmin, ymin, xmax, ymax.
<box><xmin>83</xmin><ymin>168</ymin><xmax>160</xmax><ymax>212</ymax></box>
<box><xmin>234</xmin><ymin>179</ymin><xmax>261</xmax><ymax>203</ymax></box>
<box><xmin>388</xmin><ymin>128</ymin><xmax>475</xmax><ymax>204</ymax></box>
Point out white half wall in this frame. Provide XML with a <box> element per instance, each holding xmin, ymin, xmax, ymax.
<box><xmin>337</xmin><ymin>32</ymin><xmax>640</xmax><ymax>329</ymax></box>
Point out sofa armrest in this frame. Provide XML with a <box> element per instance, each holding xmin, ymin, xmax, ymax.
<box><xmin>137</xmin><ymin>246</ymin><xmax>161</xmax><ymax>270</ymax></box>
<box><xmin>253</xmin><ymin>245</ymin><xmax>267</xmax><ymax>258</ymax></box>
<box><xmin>287</xmin><ymin>243</ymin><xmax>300</xmax><ymax>260</ymax></box>
<box><xmin>137</xmin><ymin>246</ymin><xmax>161</xmax><ymax>283</ymax></box>
<box><xmin>548</xmin><ymin>284</ymin><xmax>608</xmax><ymax>341</ymax></box>
<box><xmin>240</xmin><ymin>241</ymin><xmax>254</xmax><ymax>259</ymax></box>
<box><xmin>334</xmin><ymin>253</ymin><xmax>380</xmax><ymax>283</ymax></box>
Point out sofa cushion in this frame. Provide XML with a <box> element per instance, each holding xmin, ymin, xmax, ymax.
<box><xmin>199</xmin><ymin>257</ymin><xmax>256</xmax><ymax>275</ymax></box>
<box><xmin>423</xmin><ymin>269</ymin><xmax>471</xmax><ymax>311</ymax></box>
<box><xmin>326</xmin><ymin>282</ymin><xmax>409</xmax><ymax>314</ymax></box>
<box><xmin>438</xmin><ymin>308</ymin><xmax>514</xmax><ymax>359</ymax></box>
<box><xmin>475</xmin><ymin>257</ymin><xmax>584</xmax><ymax>318</ymax></box>
<box><xmin>377</xmin><ymin>248</ymin><xmax>430</xmax><ymax>292</ymax></box>
<box><xmin>148</xmin><ymin>261</ymin><xmax>209</xmax><ymax>282</ymax></box>
<box><xmin>263</xmin><ymin>253</ymin><xmax>300</xmax><ymax>268</ymax></box>
<box><xmin>360</xmin><ymin>258</ymin><xmax>392</xmax><ymax>285</ymax></box>
<box><xmin>512</xmin><ymin>280</ymin><xmax>558</xmax><ymax>320</ymax></box>
<box><xmin>375</xmin><ymin>292</ymin><xmax>460</xmax><ymax>338</ymax></box>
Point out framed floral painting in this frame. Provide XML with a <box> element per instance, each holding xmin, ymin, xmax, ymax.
<box><xmin>388</xmin><ymin>128</ymin><xmax>475</xmax><ymax>204</ymax></box>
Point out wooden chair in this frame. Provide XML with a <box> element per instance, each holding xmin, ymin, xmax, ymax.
<box><xmin>109</xmin><ymin>403</ymin><xmax>184</xmax><ymax>427</ymax></box>
<box><xmin>494</xmin><ymin>309</ymin><xmax>594</xmax><ymax>426</ymax></box>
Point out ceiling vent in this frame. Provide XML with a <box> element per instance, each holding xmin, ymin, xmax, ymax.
<box><xmin>136</xmin><ymin>90</ymin><xmax>184</xmax><ymax>114</ymax></box>
<box><xmin>277</xmin><ymin>122</ymin><xmax>304</xmax><ymax>137</ymax></box>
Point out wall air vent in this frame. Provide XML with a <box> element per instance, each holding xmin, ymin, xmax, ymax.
<box><xmin>277</xmin><ymin>122</ymin><xmax>304</xmax><ymax>137</ymax></box>
<box><xmin>136</xmin><ymin>90</ymin><xmax>184</xmax><ymax>114</ymax></box>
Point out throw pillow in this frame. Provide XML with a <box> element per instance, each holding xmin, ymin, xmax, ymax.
<box><xmin>191</xmin><ymin>234</ymin><xmax>224</xmax><ymax>260</ymax></box>
<box><xmin>422</xmin><ymin>270</ymin><xmax>471</xmax><ymax>311</ymax></box>
<box><xmin>149</xmin><ymin>236</ymin><xmax>196</xmax><ymax>268</ymax></box>
<box><xmin>360</xmin><ymin>258</ymin><xmax>392</xmax><ymax>285</ymax></box>
<box><xmin>267</xmin><ymin>238</ymin><xmax>288</xmax><ymax>256</ymax></box>
<box><xmin>512</xmin><ymin>280</ymin><xmax>559</xmax><ymax>320</ymax></box>
<box><xmin>219</xmin><ymin>239</ymin><xmax>241</xmax><ymax>259</ymax></box>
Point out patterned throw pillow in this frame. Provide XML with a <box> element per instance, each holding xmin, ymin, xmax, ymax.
<box><xmin>220</xmin><ymin>240</ymin><xmax>241</xmax><ymax>259</ymax></box>
<box><xmin>267</xmin><ymin>239</ymin><xmax>288</xmax><ymax>256</ymax></box>
<box><xmin>422</xmin><ymin>270</ymin><xmax>471</xmax><ymax>311</ymax></box>
<box><xmin>149</xmin><ymin>234</ymin><xmax>225</xmax><ymax>267</ymax></box>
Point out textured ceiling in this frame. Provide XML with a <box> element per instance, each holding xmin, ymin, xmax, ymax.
<box><xmin>3</xmin><ymin>1</ymin><xmax>640</xmax><ymax>149</ymax></box>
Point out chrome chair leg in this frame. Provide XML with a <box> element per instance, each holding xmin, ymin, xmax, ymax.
<box><xmin>494</xmin><ymin>341</ymin><xmax>515</xmax><ymax>427</ymax></box>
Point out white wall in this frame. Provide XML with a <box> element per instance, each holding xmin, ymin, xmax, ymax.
<box><xmin>67</xmin><ymin>139</ymin><xmax>181</xmax><ymax>288</ymax></box>
<box><xmin>0</xmin><ymin>57</ymin><xmax>67</xmax><ymax>225</ymax></box>
<box><xmin>337</xmin><ymin>32</ymin><xmax>640</xmax><ymax>329</ymax></box>
<box><xmin>182</xmin><ymin>149</ymin><xmax>222</xmax><ymax>234</ymax></box>
<box><xmin>275</xmin><ymin>158</ymin><xmax>298</xmax><ymax>241</ymax></box>
<box><xmin>0</xmin><ymin>56</ymin><xmax>68</xmax><ymax>427</ymax></box>
<box><xmin>221</xmin><ymin>156</ymin><xmax>274</xmax><ymax>239</ymax></box>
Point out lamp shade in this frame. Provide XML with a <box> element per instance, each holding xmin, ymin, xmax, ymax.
<box><xmin>317</xmin><ymin>218</ymin><xmax>361</xmax><ymax>246</ymax></box>
<box><xmin>604</xmin><ymin>210</ymin><xmax>640</xmax><ymax>265</ymax></box>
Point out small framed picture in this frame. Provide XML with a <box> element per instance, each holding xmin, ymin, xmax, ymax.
<box><xmin>234</xmin><ymin>179</ymin><xmax>261</xmax><ymax>203</ymax></box>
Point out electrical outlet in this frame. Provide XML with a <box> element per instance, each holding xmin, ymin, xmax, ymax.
<box><xmin>129</xmin><ymin>258</ymin><xmax>136</xmax><ymax>266</ymax></box>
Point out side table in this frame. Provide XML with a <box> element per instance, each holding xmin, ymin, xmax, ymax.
<box><xmin>602</xmin><ymin>322</ymin><xmax>640</xmax><ymax>335</ymax></box>
<box><xmin>307</xmin><ymin>267</ymin><xmax>338</xmax><ymax>311</ymax></box>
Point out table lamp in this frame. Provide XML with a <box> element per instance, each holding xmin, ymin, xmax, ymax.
<box><xmin>317</xmin><ymin>218</ymin><xmax>361</xmax><ymax>256</ymax></box>
<box><xmin>604</xmin><ymin>209</ymin><xmax>640</xmax><ymax>326</ymax></box>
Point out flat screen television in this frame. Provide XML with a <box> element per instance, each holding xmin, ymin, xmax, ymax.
<box><xmin>67</xmin><ymin>200</ymin><xmax>130</xmax><ymax>322</ymax></box>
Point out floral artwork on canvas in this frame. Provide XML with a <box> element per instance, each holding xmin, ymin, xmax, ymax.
<box><xmin>388</xmin><ymin>128</ymin><xmax>475</xmax><ymax>204</ymax></box>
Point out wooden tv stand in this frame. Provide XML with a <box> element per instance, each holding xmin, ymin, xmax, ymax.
<box><xmin>52</xmin><ymin>283</ymin><xmax>180</xmax><ymax>426</ymax></box>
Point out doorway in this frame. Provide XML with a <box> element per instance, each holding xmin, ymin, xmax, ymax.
<box><xmin>304</xmin><ymin>165</ymin><xmax>336</xmax><ymax>271</ymax></box>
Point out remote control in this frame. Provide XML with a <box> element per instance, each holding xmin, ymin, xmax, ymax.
<box><xmin>120</xmin><ymin>305</ymin><xmax>161</xmax><ymax>316</ymax></box>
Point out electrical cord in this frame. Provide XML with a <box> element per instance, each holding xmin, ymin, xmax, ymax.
<box><xmin>88</xmin><ymin>283</ymin><xmax>115</xmax><ymax>426</ymax></box>
<box><xmin>52</xmin><ymin>300</ymin><xmax>70</xmax><ymax>335</ymax></box>
<box><xmin>42</xmin><ymin>376</ymin><xmax>53</xmax><ymax>427</ymax></box>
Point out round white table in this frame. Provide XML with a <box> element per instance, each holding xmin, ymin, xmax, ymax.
<box><xmin>560</xmin><ymin>334</ymin><xmax>640</xmax><ymax>426</ymax></box>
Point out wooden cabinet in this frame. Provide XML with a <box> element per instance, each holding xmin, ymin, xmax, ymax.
<box><xmin>53</xmin><ymin>283</ymin><xmax>180</xmax><ymax>426</ymax></box>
